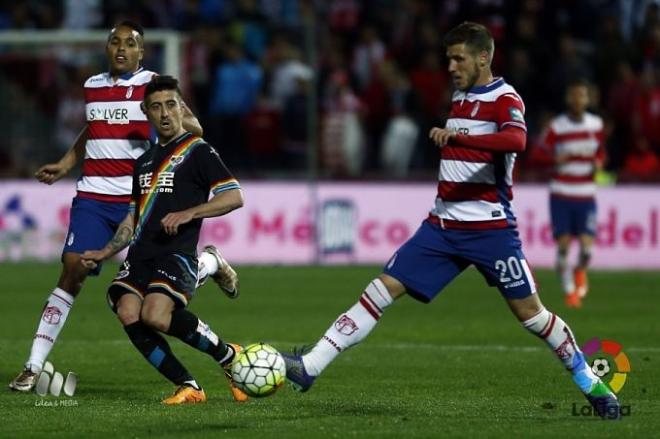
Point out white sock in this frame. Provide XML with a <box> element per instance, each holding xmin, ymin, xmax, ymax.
<box><xmin>523</xmin><ymin>308</ymin><xmax>599</xmax><ymax>393</ymax></box>
<box><xmin>561</xmin><ymin>268</ymin><xmax>575</xmax><ymax>294</ymax></box>
<box><xmin>196</xmin><ymin>251</ymin><xmax>219</xmax><ymax>287</ymax></box>
<box><xmin>302</xmin><ymin>279</ymin><xmax>394</xmax><ymax>376</ymax></box>
<box><xmin>183</xmin><ymin>379</ymin><xmax>201</xmax><ymax>390</ymax></box>
<box><xmin>556</xmin><ymin>249</ymin><xmax>574</xmax><ymax>294</ymax></box>
<box><xmin>26</xmin><ymin>288</ymin><xmax>74</xmax><ymax>372</ymax></box>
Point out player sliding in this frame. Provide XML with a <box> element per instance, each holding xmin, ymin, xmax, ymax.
<box><xmin>81</xmin><ymin>75</ymin><xmax>247</xmax><ymax>404</ymax></box>
<box><xmin>283</xmin><ymin>22</ymin><xmax>621</xmax><ymax>420</ymax></box>
<box><xmin>9</xmin><ymin>21</ymin><xmax>238</xmax><ymax>393</ymax></box>
<box><xmin>541</xmin><ymin>79</ymin><xmax>605</xmax><ymax>308</ymax></box>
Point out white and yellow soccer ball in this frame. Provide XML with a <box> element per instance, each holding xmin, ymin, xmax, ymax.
<box><xmin>231</xmin><ymin>343</ymin><xmax>286</xmax><ymax>397</ymax></box>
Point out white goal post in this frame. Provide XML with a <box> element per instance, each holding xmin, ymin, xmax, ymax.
<box><xmin>0</xmin><ymin>29</ymin><xmax>184</xmax><ymax>81</ymax></box>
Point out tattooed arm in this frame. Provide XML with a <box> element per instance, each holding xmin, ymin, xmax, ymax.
<box><xmin>80</xmin><ymin>212</ymin><xmax>134</xmax><ymax>269</ymax></box>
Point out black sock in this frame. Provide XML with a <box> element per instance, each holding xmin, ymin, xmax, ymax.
<box><xmin>167</xmin><ymin>309</ymin><xmax>231</xmax><ymax>363</ymax></box>
<box><xmin>124</xmin><ymin>321</ymin><xmax>193</xmax><ymax>385</ymax></box>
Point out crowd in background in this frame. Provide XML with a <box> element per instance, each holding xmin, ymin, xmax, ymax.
<box><xmin>1</xmin><ymin>0</ymin><xmax>660</xmax><ymax>182</ymax></box>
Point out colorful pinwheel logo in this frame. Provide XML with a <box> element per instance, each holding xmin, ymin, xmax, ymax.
<box><xmin>581</xmin><ymin>338</ymin><xmax>631</xmax><ymax>393</ymax></box>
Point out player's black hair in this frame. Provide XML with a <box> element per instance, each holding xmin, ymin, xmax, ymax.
<box><xmin>115</xmin><ymin>20</ymin><xmax>144</xmax><ymax>37</ymax></box>
<box><xmin>144</xmin><ymin>75</ymin><xmax>182</xmax><ymax>102</ymax></box>
<box><xmin>443</xmin><ymin>21</ymin><xmax>494</xmax><ymax>61</ymax></box>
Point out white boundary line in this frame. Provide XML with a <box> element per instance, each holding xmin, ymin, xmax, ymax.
<box><xmin>2</xmin><ymin>339</ymin><xmax>659</xmax><ymax>352</ymax></box>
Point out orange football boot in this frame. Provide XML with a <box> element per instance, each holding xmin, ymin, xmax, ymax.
<box><xmin>162</xmin><ymin>385</ymin><xmax>207</xmax><ymax>405</ymax></box>
<box><xmin>574</xmin><ymin>268</ymin><xmax>588</xmax><ymax>298</ymax></box>
<box><xmin>223</xmin><ymin>343</ymin><xmax>249</xmax><ymax>402</ymax></box>
<box><xmin>565</xmin><ymin>292</ymin><xmax>582</xmax><ymax>308</ymax></box>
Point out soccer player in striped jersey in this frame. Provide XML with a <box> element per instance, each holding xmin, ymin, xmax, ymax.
<box><xmin>80</xmin><ymin>75</ymin><xmax>246</xmax><ymax>404</ymax></box>
<box><xmin>542</xmin><ymin>79</ymin><xmax>605</xmax><ymax>308</ymax></box>
<box><xmin>283</xmin><ymin>22</ymin><xmax>621</xmax><ymax>419</ymax></box>
<box><xmin>10</xmin><ymin>22</ymin><xmax>238</xmax><ymax>393</ymax></box>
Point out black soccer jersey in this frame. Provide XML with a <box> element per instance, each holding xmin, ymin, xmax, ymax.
<box><xmin>127</xmin><ymin>132</ymin><xmax>240</xmax><ymax>260</ymax></box>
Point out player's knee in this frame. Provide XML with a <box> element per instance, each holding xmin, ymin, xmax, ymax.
<box><xmin>509</xmin><ymin>294</ymin><xmax>544</xmax><ymax>322</ymax></box>
<box><xmin>117</xmin><ymin>305</ymin><xmax>140</xmax><ymax>326</ymax></box>
<box><xmin>376</xmin><ymin>274</ymin><xmax>406</xmax><ymax>300</ymax></box>
<box><xmin>58</xmin><ymin>253</ymin><xmax>89</xmax><ymax>296</ymax></box>
<box><xmin>140</xmin><ymin>305</ymin><xmax>169</xmax><ymax>332</ymax></box>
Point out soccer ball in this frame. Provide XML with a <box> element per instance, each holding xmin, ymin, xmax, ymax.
<box><xmin>231</xmin><ymin>343</ymin><xmax>286</xmax><ymax>397</ymax></box>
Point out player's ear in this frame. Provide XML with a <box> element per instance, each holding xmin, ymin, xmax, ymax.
<box><xmin>140</xmin><ymin>101</ymin><xmax>147</xmax><ymax>115</ymax></box>
<box><xmin>479</xmin><ymin>51</ymin><xmax>488</xmax><ymax>68</ymax></box>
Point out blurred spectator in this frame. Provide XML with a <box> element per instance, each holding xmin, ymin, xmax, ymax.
<box><xmin>2</xmin><ymin>0</ymin><xmax>660</xmax><ymax>182</ymax></box>
<box><xmin>243</xmin><ymin>93</ymin><xmax>282</xmax><ymax>170</ymax></box>
<box><xmin>269</xmin><ymin>35</ymin><xmax>313</xmax><ymax>109</ymax></box>
<box><xmin>606</xmin><ymin>61</ymin><xmax>640</xmax><ymax>170</ymax></box>
<box><xmin>63</xmin><ymin>0</ymin><xmax>101</xmax><ymax>29</ymax></box>
<box><xmin>207</xmin><ymin>41</ymin><xmax>263</xmax><ymax>167</ymax></box>
<box><xmin>54</xmin><ymin>71</ymin><xmax>86</xmax><ymax>154</ymax></box>
<box><xmin>229</xmin><ymin>0</ymin><xmax>270</xmax><ymax>60</ymax></box>
<box><xmin>321</xmin><ymin>70</ymin><xmax>365</xmax><ymax>176</ymax></box>
<box><xmin>281</xmin><ymin>71</ymin><xmax>312</xmax><ymax>170</ymax></box>
<box><xmin>351</xmin><ymin>24</ymin><xmax>386</xmax><ymax>91</ymax></box>
<box><xmin>632</xmin><ymin>64</ymin><xmax>660</xmax><ymax>153</ymax></box>
<box><xmin>410</xmin><ymin>50</ymin><xmax>448</xmax><ymax>121</ymax></box>
<box><xmin>621</xmin><ymin>138</ymin><xmax>660</xmax><ymax>181</ymax></box>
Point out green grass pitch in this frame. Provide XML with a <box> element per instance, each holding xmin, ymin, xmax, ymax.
<box><xmin>0</xmin><ymin>263</ymin><xmax>658</xmax><ymax>438</ymax></box>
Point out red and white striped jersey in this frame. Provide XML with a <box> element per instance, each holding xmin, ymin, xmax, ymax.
<box><xmin>78</xmin><ymin>68</ymin><xmax>156</xmax><ymax>203</ymax></box>
<box><xmin>430</xmin><ymin>77</ymin><xmax>526</xmax><ymax>230</ymax></box>
<box><xmin>543</xmin><ymin>112</ymin><xmax>604</xmax><ymax>199</ymax></box>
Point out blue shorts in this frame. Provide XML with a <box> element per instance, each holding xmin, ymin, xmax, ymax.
<box><xmin>62</xmin><ymin>197</ymin><xmax>129</xmax><ymax>275</ymax></box>
<box><xmin>383</xmin><ymin>220</ymin><xmax>537</xmax><ymax>302</ymax></box>
<box><xmin>550</xmin><ymin>196</ymin><xmax>597</xmax><ymax>238</ymax></box>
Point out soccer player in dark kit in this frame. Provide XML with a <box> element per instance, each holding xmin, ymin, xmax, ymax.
<box><xmin>81</xmin><ymin>75</ymin><xmax>246</xmax><ymax>404</ymax></box>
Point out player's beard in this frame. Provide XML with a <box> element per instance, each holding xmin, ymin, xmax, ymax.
<box><xmin>462</xmin><ymin>62</ymin><xmax>481</xmax><ymax>91</ymax></box>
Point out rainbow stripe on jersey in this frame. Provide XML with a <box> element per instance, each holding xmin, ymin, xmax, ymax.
<box><xmin>211</xmin><ymin>177</ymin><xmax>240</xmax><ymax>195</ymax></box>
<box><xmin>133</xmin><ymin>135</ymin><xmax>204</xmax><ymax>242</ymax></box>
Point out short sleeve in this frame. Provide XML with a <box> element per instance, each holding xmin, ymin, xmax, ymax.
<box><xmin>194</xmin><ymin>143</ymin><xmax>241</xmax><ymax>195</ymax></box>
<box><xmin>495</xmin><ymin>93</ymin><xmax>526</xmax><ymax>132</ymax></box>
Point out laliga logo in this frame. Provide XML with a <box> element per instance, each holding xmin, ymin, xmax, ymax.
<box><xmin>572</xmin><ymin>337</ymin><xmax>632</xmax><ymax>418</ymax></box>
<box><xmin>581</xmin><ymin>337</ymin><xmax>631</xmax><ymax>393</ymax></box>
<box><xmin>35</xmin><ymin>361</ymin><xmax>78</xmax><ymax>397</ymax></box>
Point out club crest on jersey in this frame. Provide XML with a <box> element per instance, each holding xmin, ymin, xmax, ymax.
<box><xmin>170</xmin><ymin>155</ymin><xmax>183</xmax><ymax>166</ymax></box>
<box><xmin>470</xmin><ymin>101</ymin><xmax>480</xmax><ymax>118</ymax></box>
<box><xmin>126</xmin><ymin>86</ymin><xmax>134</xmax><ymax>99</ymax></box>
<box><xmin>335</xmin><ymin>314</ymin><xmax>359</xmax><ymax>335</ymax></box>
<box><xmin>43</xmin><ymin>306</ymin><xmax>62</xmax><ymax>325</ymax></box>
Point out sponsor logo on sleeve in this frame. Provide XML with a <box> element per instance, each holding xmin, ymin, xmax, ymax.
<box><xmin>509</xmin><ymin>107</ymin><xmax>524</xmax><ymax>123</ymax></box>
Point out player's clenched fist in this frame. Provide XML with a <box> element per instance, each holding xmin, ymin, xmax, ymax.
<box><xmin>35</xmin><ymin>163</ymin><xmax>69</xmax><ymax>185</ymax></box>
<box><xmin>429</xmin><ymin>127</ymin><xmax>456</xmax><ymax>147</ymax></box>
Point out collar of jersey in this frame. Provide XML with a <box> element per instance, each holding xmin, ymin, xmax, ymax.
<box><xmin>467</xmin><ymin>77</ymin><xmax>504</xmax><ymax>95</ymax></box>
<box><xmin>158</xmin><ymin>131</ymin><xmax>194</xmax><ymax>149</ymax></box>
<box><xmin>108</xmin><ymin>66</ymin><xmax>144</xmax><ymax>82</ymax></box>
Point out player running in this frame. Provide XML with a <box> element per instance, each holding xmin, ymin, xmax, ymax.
<box><xmin>541</xmin><ymin>79</ymin><xmax>605</xmax><ymax>308</ymax></box>
<box><xmin>283</xmin><ymin>22</ymin><xmax>621</xmax><ymax>420</ymax></box>
<box><xmin>81</xmin><ymin>75</ymin><xmax>247</xmax><ymax>404</ymax></box>
<box><xmin>9</xmin><ymin>21</ymin><xmax>238</xmax><ymax>393</ymax></box>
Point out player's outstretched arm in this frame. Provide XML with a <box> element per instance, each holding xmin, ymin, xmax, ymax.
<box><xmin>80</xmin><ymin>212</ymin><xmax>135</xmax><ymax>269</ymax></box>
<box><xmin>181</xmin><ymin>101</ymin><xmax>203</xmax><ymax>137</ymax></box>
<box><xmin>160</xmin><ymin>188</ymin><xmax>244</xmax><ymax>236</ymax></box>
<box><xmin>35</xmin><ymin>125</ymin><xmax>88</xmax><ymax>184</ymax></box>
